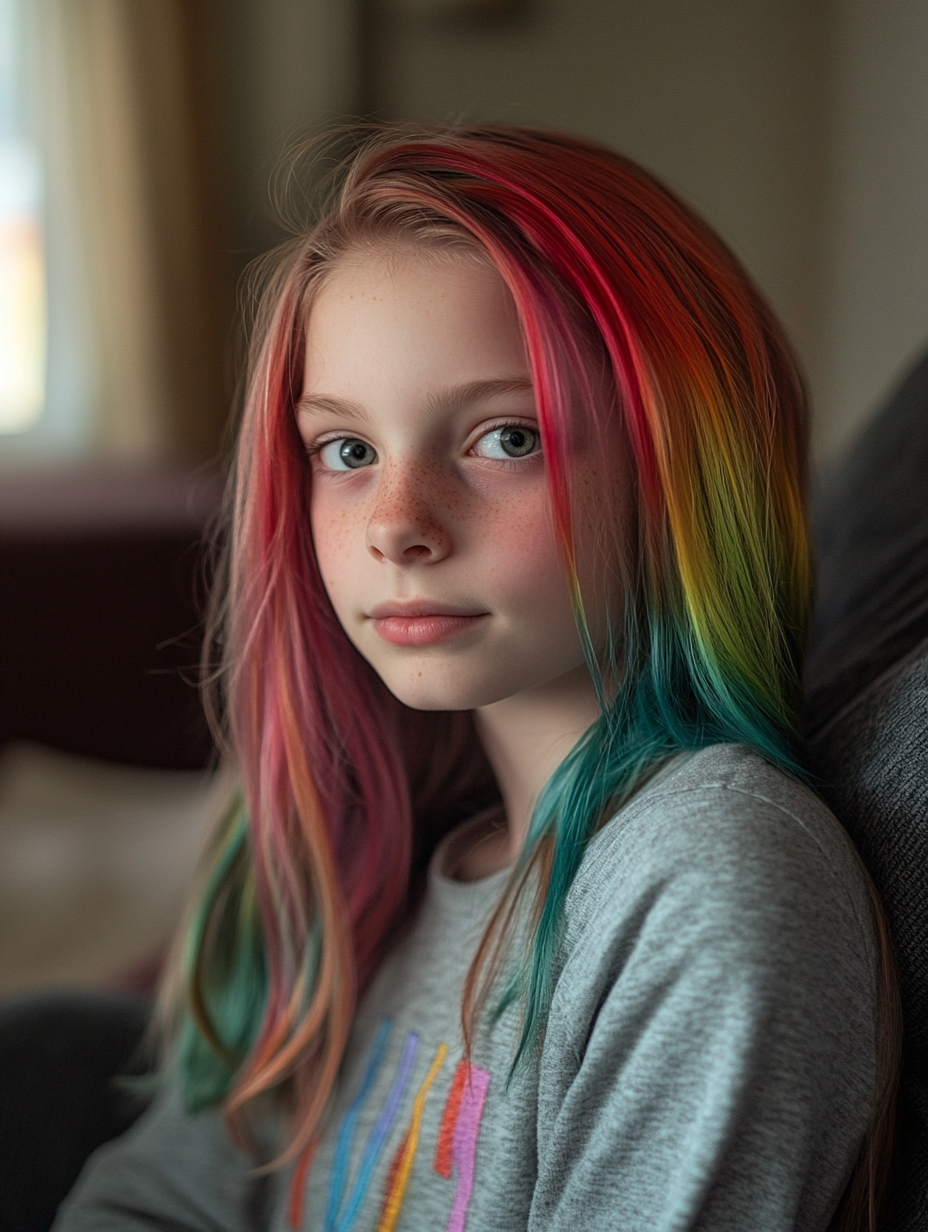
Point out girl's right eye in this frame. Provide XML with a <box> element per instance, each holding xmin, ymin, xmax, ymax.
<box><xmin>317</xmin><ymin>438</ymin><xmax>378</xmax><ymax>471</ymax></box>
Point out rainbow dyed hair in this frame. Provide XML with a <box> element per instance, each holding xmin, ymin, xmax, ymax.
<box><xmin>167</xmin><ymin>125</ymin><xmax>811</xmax><ymax>1158</ymax></box>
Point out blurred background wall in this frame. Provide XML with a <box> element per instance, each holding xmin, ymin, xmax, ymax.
<box><xmin>219</xmin><ymin>0</ymin><xmax>928</xmax><ymax>461</ymax></box>
<box><xmin>822</xmin><ymin>0</ymin><xmax>928</xmax><ymax>456</ymax></box>
<box><xmin>2</xmin><ymin>0</ymin><xmax>926</xmax><ymax>463</ymax></box>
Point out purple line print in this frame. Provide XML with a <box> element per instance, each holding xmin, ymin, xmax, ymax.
<box><xmin>444</xmin><ymin>1064</ymin><xmax>491</xmax><ymax>1232</ymax></box>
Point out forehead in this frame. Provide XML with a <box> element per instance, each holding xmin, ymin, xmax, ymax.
<box><xmin>301</xmin><ymin>249</ymin><xmax>530</xmax><ymax>402</ymax></box>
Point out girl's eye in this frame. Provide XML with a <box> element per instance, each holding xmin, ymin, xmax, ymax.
<box><xmin>318</xmin><ymin>437</ymin><xmax>378</xmax><ymax>470</ymax></box>
<box><xmin>473</xmin><ymin>425</ymin><xmax>539</xmax><ymax>461</ymax></box>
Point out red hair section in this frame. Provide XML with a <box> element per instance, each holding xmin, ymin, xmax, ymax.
<box><xmin>186</xmin><ymin>126</ymin><xmax>808</xmax><ymax>1164</ymax></box>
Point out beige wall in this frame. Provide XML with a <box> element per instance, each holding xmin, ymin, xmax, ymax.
<box><xmin>223</xmin><ymin>0</ymin><xmax>928</xmax><ymax>459</ymax></box>
<box><xmin>222</xmin><ymin>0</ymin><xmax>360</xmax><ymax>260</ymax></box>
<box><xmin>821</xmin><ymin>0</ymin><xmax>928</xmax><ymax>453</ymax></box>
<box><xmin>377</xmin><ymin>0</ymin><xmax>833</xmax><ymax>445</ymax></box>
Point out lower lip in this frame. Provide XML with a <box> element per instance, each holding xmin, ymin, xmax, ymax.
<box><xmin>371</xmin><ymin>614</ymin><xmax>488</xmax><ymax>646</ymax></box>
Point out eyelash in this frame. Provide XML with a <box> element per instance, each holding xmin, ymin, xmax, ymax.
<box><xmin>472</xmin><ymin>419</ymin><xmax>542</xmax><ymax>465</ymax></box>
<box><xmin>306</xmin><ymin>420</ymin><xmax>542</xmax><ymax>470</ymax></box>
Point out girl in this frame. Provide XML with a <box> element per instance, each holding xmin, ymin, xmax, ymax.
<box><xmin>56</xmin><ymin>126</ymin><xmax>895</xmax><ymax>1232</ymax></box>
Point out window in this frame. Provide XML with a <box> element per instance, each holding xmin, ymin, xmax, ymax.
<box><xmin>0</xmin><ymin>0</ymin><xmax>45</xmax><ymax>435</ymax></box>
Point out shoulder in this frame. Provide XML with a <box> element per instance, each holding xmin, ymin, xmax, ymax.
<box><xmin>574</xmin><ymin>743</ymin><xmax>870</xmax><ymax>928</ymax></box>
<box><xmin>53</xmin><ymin>1090</ymin><xmax>265</xmax><ymax>1232</ymax></box>
<box><xmin>533</xmin><ymin>745</ymin><xmax>879</xmax><ymax>1232</ymax></box>
<box><xmin>596</xmin><ymin>741</ymin><xmax>855</xmax><ymax>864</ymax></box>
<box><xmin>557</xmin><ymin>744</ymin><xmax>876</xmax><ymax>1007</ymax></box>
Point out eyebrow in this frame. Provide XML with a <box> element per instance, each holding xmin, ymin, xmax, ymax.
<box><xmin>295</xmin><ymin>377</ymin><xmax>534</xmax><ymax>421</ymax></box>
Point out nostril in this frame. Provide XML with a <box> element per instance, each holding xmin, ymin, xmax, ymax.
<box><xmin>365</xmin><ymin>500</ymin><xmax>450</xmax><ymax>564</ymax></box>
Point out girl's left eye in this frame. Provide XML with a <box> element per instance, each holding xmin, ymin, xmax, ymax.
<box><xmin>472</xmin><ymin>425</ymin><xmax>540</xmax><ymax>461</ymax></box>
<box><xmin>317</xmin><ymin>437</ymin><xmax>378</xmax><ymax>470</ymax></box>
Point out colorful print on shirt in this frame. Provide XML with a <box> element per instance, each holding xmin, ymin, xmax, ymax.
<box><xmin>288</xmin><ymin>1021</ymin><xmax>491</xmax><ymax>1232</ymax></box>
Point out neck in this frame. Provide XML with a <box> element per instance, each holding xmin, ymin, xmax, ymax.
<box><xmin>466</xmin><ymin>665</ymin><xmax>601</xmax><ymax>876</ymax></box>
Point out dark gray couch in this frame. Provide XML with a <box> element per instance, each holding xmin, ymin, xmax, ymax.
<box><xmin>805</xmin><ymin>348</ymin><xmax>928</xmax><ymax>1232</ymax></box>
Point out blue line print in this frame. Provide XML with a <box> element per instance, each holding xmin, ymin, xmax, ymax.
<box><xmin>324</xmin><ymin>1020</ymin><xmax>392</xmax><ymax>1231</ymax></box>
<box><xmin>334</xmin><ymin>1031</ymin><xmax>419</xmax><ymax>1231</ymax></box>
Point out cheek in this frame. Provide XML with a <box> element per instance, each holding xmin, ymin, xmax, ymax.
<box><xmin>309</xmin><ymin>492</ymin><xmax>365</xmax><ymax>610</ymax></box>
<box><xmin>480</xmin><ymin>488</ymin><xmax>573</xmax><ymax>613</ymax></box>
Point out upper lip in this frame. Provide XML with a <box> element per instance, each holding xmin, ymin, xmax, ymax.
<box><xmin>368</xmin><ymin>600</ymin><xmax>488</xmax><ymax>619</ymax></box>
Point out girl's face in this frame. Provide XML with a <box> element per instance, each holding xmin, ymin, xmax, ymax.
<box><xmin>299</xmin><ymin>248</ymin><xmax>589</xmax><ymax>712</ymax></box>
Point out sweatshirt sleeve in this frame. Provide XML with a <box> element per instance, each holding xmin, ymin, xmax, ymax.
<box><xmin>52</xmin><ymin>1090</ymin><xmax>270</xmax><ymax>1232</ymax></box>
<box><xmin>529</xmin><ymin>773</ymin><xmax>880</xmax><ymax>1232</ymax></box>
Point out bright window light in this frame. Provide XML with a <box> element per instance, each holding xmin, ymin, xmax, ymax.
<box><xmin>0</xmin><ymin>0</ymin><xmax>47</xmax><ymax>436</ymax></box>
<box><xmin>0</xmin><ymin>141</ymin><xmax>45</xmax><ymax>432</ymax></box>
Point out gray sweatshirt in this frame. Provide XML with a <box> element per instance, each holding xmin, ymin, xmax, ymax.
<box><xmin>55</xmin><ymin>744</ymin><xmax>879</xmax><ymax>1232</ymax></box>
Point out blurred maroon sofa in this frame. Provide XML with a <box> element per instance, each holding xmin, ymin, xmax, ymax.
<box><xmin>0</xmin><ymin>464</ymin><xmax>222</xmax><ymax>770</ymax></box>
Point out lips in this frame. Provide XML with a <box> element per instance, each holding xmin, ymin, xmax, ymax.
<box><xmin>368</xmin><ymin>600</ymin><xmax>489</xmax><ymax>647</ymax></box>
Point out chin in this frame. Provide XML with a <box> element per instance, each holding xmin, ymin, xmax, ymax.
<box><xmin>376</xmin><ymin>664</ymin><xmax>515</xmax><ymax>713</ymax></box>
<box><xmin>382</xmin><ymin>681</ymin><xmax>488</xmax><ymax>713</ymax></box>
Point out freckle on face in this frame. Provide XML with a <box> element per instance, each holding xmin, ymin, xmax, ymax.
<box><xmin>301</xmin><ymin>249</ymin><xmax>589</xmax><ymax>712</ymax></box>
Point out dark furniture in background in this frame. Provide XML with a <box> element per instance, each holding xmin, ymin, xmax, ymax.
<box><xmin>0</xmin><ymin>465</ymin><xmax>222</xmax><ymax>1232</ymax></box>
<box><xmin>0</xmin><ymin>992</ymin><xmax>152</xmax><ymax>1232</ymax></box>
<box><xmin>0</xmin><ymin>465</ymin><xmax>221</xmax><ymax>770</ymax></box>
<box><xmin>804</xmin><ymin>348</ymin><xmax>928</xmax><ymax>1232</ymax></box>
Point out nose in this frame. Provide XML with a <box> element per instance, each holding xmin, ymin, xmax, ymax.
<box><xmin>366</xmin><ymin>460</ymin><xmax>451</xmax><ymax>565</ymax></box>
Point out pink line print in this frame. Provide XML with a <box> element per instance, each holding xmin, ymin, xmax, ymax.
<box><xmin>440</xmin><ymin>1063</ymin><xmax>491</xmax><ymax>1232</ymax></box>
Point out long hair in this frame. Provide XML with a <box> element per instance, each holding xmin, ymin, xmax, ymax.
<box><xmin>161</xmin><ymin>125</ymin><xmax>894</xmax><ymax>1226</ymax></box>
